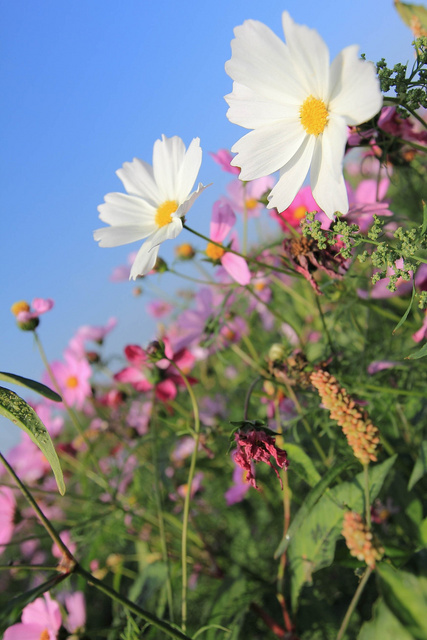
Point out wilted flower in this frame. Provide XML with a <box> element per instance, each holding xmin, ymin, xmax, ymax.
<box><xmin>94</xmin><ymin>135</ymin><xmax>208</xmax><ymax>279</ymax></box>
<box><xmin>225</xmin><ymin>12</ymin><xmax>382</xmax><ymax>217</ymax></box>
<box><xmin>233</xmin><ymin>428</ymin><xmax>289</xmax><ymax>490</ymax></box>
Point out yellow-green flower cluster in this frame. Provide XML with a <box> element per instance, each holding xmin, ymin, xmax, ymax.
<box><xmin>342</xmin><ymin>511</ymin><xmax>384</xmax><ymax>569</ymax></box>
<box><xmin>310</xmin><ymin>370</ymin><xmax>380</xmax><ymax>465</ymax></box>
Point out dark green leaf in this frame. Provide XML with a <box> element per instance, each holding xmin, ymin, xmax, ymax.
<box><xmin>284</xmin><ymin>442</ymin><xmax>321</xmax><ymax>488</ymax></box>
<box><xmin>377</xmin><ymin>563</ymin><xmax>427</xmax><ymax>640</ymax></box>
<box><xmin>406</xmin><ymin>341</ymin><xmax>427</xmax><ymax>360</ymax></box>
<box><xmin>358</xmin><ymin>597</ymin><xmax>413</xmax><ymax>640</ymax></box>
<box><xmin>0</xmin><ymin>387</ymin><xmax>65</xmax><ymax>495</ymax></box>
<box><xmin>408</xmin><ymin>441</ymin><xmax>427</xmax><ymax>490</ymax></box>
<box><xmin>0</xmin><ymin>371</ymin><xmax>61</xmax><ymax>402</ymax></box>
<box><xmin>393</xmin><ymin>280</ymin><xmax>415</xmax><ymax>334</ymax></box>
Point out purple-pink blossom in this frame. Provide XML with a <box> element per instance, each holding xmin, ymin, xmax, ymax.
<box><xmin>4</xmin><ymin>592</ymin><xmax>62</xmax><ymax>640</ymax></box>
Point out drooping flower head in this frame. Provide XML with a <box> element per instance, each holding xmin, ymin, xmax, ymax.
<box><xmin>94</xmin><ymin>135</ymin><xmax>208</xmax><ymax>279</ymax></box>
<box><xmin>225</xmin><ymin>12</ymin><xmax>383</xmax><ymax>218</ymax></box>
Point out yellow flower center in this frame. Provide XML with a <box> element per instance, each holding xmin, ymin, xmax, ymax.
<box><xmin>155</xmin><ymin>200</ymin><xmax>179</xmax><ymax>227</ymax></box>
<box><xmin>66</xmin><ymin>375</ymin><xmax>79</xmax><ymax>389</ymax></box>
<box><xmin>254</xmin><ymin>281</ymin><xmax>266</xmax><ymax>291</ymax></box>
<box><xmin>206</xmin><ymin>243</ymin><xmax>225</xmax><ymax>261</ymax></box>
<box><xmin>40</xmin><ymin>630</ymin><xmax>50</xmax><ymax>640</ymax></box>
<box><xmin>294</xmin><ymin>205</ymin><xmax>308</xmax><ymax>220</ymax></box>
<box><xmin>245</xmin><ymin>197</ymin><xmax>258</xmax><ymax>210</ymax></box>
<box><xmin>11</xmin><ymin>301</ymin><xmax>30</xmax><ymax>317</ymax></box>
<box><xmin>300</xmin><ymin>95</ymin><xmax>329</xmax><ymax>136</ymax></box>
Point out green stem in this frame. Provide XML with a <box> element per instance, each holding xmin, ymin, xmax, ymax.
<box><xmin>0</xmin><ymin>564</ymin><xmax>59</xmax><ymax>571</ymax></box>
<box><xmin>0</xmin><ymin>452</ymin><xmax>74</xmax><ymax>561</ymax></box>
<box><xmin>364</xmin><ymin>464</ymin><xmax>371</xmax><ymax>529</ymax></box>
<box><xmin>315</xmin><ymin>295</ymin><xmax>335</xmax><ymax>355</ymax></box>
<box><xmin>243</xmin><ymin>376</ymin><xmax>262</xmax><ymax>420</ymax></box>
<box><xmin>74</xmin><ymin>564</ymin><xmax>192</xmax><ymax>640</ymax></box>
<box><xmin>336</xmin><ymin>568</ymin><xmax>373</xmax><ymax>640</ymax></box>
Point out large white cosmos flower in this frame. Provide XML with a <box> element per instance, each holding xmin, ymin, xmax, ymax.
<box><xmin>225</xmin><ymin>12</ymin><xmax>383</xmax><ymax>218</ymax></box>
<box><xmin>94</xmin><ymin>135</ymin><xmax>207</xmax><ymax>279</ymax></box>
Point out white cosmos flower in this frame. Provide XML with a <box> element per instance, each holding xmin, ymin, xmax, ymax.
<box><xmin>94</xmin><ymin>135</ymin><xmax>207</xmax><ymax>279</ymax></box>
<box><xmin>225</xmin><ymin>12</ymin><xmax>383</xmax><ymax>219</ymax></box>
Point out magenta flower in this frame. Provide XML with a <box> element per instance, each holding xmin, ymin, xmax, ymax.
<box><xmin>0</xmin><ymin>487</ymin><xmax>16</xmax><ymax>554</ymax></box>
<box><xmin>347</xmin><ymin>178</ymin><xmax>392</xmax><ymax>233</ymax></box>
<box><xmin>413</xmin><ymin>312</ymin><xmax>427</xmax><ymax>342</ymax></box>
<box><xmin>225</xmin><ymin>452</ymin><xmax>252</xmax><ymax>505</ymax></box>
<box><xmin>226</xmin><ymin>176</ymin><xmax>274</xmax><ymax>218</ymax></box>
<box><xmin>271</xmin><ymin>185</ymin><xmax>320</xmax><ymax>231</ymax></box>
<box><xmin>4</xmin><ymin>592</ymin><xmax>62</xmax><ymax>640</ymax></box>
<box><xmin>378</xmin><ymin>106</ymin><xmax>427</xmax><ymax>144</ymax></box>
<box><xmin>233</xmin><ymin>429</ymin><xmax>289</xmax><ymax>490</ymax></box>
<box><xmin>47</xmin><ymin>352</ymin><xmax>92</xmax><ymax>410</ymax></box>
<box><xmin>210</xmin><ymin>149</ymin><xmax>240</xmax><ymax>175</ymax></box>
<box><xmin>16</xmin><ymin>298</ymin><xmax>54</xmax><ymax>322</ymax></box>
<box><xmin>206</xmin><ymin>201</ymin><xmax>250</xmax><ymax>285</ymax></box>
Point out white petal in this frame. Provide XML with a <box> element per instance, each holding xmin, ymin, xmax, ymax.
<box><xmin>267</xmin><ymin>135</ymin><xmax>315</xmax><ymax>211</ymax></box>
<box><xmin>328</xmin><ymin>45</ymin><xmax>383</xmax><ymax>125</ymax></box>
<box><xmin>281</xmin><ymin>12</ymin><xmax>330</xmax><ymax>100</ymax></box>
<box><xmin>177</xmin><ymin>182</ymin><xmax>209</xmax><ymax>218</ymax></box>
<box><xmin>93</xmin><ymin>224</ymin><xmax>153</xmax><ymax>247</ymax></box>
<box><xmin>144</xmin><ymin>217</ymin><xmax>183</xmax><ymax>252</ymax></box>
<box><xmin>116</xmin><ymin>158</ymin><xmax>161</xmax><ymax>205</ymax></box>
<box><xmin>130</xmin><ymin>243</ymin><xmax>159</xmax><ymax>280</ymax></box>
<box><xmin>231</xmin><ymin>119</ymin><xmax>305</xmax><ymax>181</ymax></box>
<box><xmin>98</xmin><ymin>192</ymin><xmax>156</xmax><ymax>226</ymax></box>
<box><xmin>176</xmin><ymin>137</ymin><xmax>202</xmax><ymax>202</ymax></box>
<box><xmin>226</xmin><ymin>82</ymin><xmax>300</xmax><ymax>130</ymax></box>
<box><xmin>310</xmin><ymin>115</ymin><xmax>349</xmax><ymax>217</ymax></box>
<box><xmin>225</xmin><ymin>19</ymin><xmax>305</xmax><ymax>104</ymax></box>
<box><xmin>152</xmin><ymin>135</ymin><xmax>186</xmax><ymax>201</ymax></box>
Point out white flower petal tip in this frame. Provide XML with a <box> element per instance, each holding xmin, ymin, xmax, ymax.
<box><xmin>95</xmin><ymin>136</ymin><xmax>206</xmax><ymax>277</ymax></box>
<box><xmin>225</xmin><ymin>12</ymin><xmax>383</xmax><ymax>215</ymax></box>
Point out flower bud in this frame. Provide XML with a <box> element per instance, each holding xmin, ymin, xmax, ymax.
<box><xmin>175</xmin><ymin>243</ymin><xmax>196</xmax><ymax>260</ymax></box>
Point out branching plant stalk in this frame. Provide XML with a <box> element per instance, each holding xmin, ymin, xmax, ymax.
<box><xmin>336</xmin><ymin>568</ymin><xmax>373</xmax><ymax>640</ymax></box>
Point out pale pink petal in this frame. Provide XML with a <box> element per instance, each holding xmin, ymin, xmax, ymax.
<box><xmin>221</xmin><ymin>253</ymin><xmax>251</xmax><ymax>286</ymax></box>
<box><xmin>210</xmin><ymin>201</ymin><xmax>236</xmax><ymax>243</ymax></box>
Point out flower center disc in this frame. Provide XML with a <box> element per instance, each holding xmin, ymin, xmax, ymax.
<box><xmin>155</xmin><ymin>200</ymin><xmax>179</xmax><ymax>227</ymax></box>
<box><xmin>206</xmin><ymin>242</ymin><xmax>225</xmax><ymax>261</ymax></box>
<box><xmin>300</xmin><ymin>96</ymin><xmax>329</xmax><ymax>136</ymax></box>
<box><xmin>66</xmin><ymin>375</ymin><xmax>79</xmax><ymax>389</ymax></box>
<box><xmin>245</xmin><ymin>197</ymin><xmax>258</xmax><ymax>210</ymax></box>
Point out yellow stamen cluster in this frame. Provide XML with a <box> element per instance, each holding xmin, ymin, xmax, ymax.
<box><xmin>206</xmin><ymin>242</ymin><xmax>225</xmax><ymax>261</ymax></box>
<box><xmin>40</xmin><ymin>629</ymin><xmax>50</xmax><ymax>640</ymax></box>
<box><xmin>66</xmin><ymin>375</ymin><xmax>79</xmax><ymax>389</ymax></box>
<box><xmin>175</xmin><ymin>242</ymin><xmax>196</xmax><ymax>260</ymax></box>
<box><xmin>245</xmin><ymin>197</ymin><xmax>258</xmax><ymax>210</ymax></box>
<box><xmin>342</xmin><ymin>511</ymin><xmax>384</xmax><ymax>569</ymax></box>
<box><xmin>293</xmin><ymin>205</ymin><xmax>308</xmax><ymax>220</ymax></box>
<box><xmin>310</xmin><ymin>370</ymin><xmax>380</xmax><ymax>465</ymax></box>
<box><xmin>155</xmin><ymin>200</ymin><xmax>179</xmax><ymax>228</ymax></box>
<box><xmin>300</xmin><ymin>95</ymin><xmax>329</xmax><ymax>136</ymax></box>
<box><xmin>10</xmin><ymin>300</ymin><xmax>30</xmax><ymax>317</ymax></box>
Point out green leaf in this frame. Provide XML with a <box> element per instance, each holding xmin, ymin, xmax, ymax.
<box><xmin>421</xmin><ymin>201</ymin><xmax>427</xmax><ymax>236</ymax></box>
<box><xmin>419</xmin><ymin>517</ymin><xmax>427</xmax><ymax>546</ymax></box>
<box><xmin>284</xmin><ymin>442</ymin><xmax>321</xmax><ymax>488</ymax></box>
<box><xmin>0</xmin><ymin>371</ymin><xmax>62</xmax><ymax>402</ymax></box>
<box><xmin>393</xmin><ymin>280</ymin><xmax>415</xmax><ymax>334</ymax></box>
<box><xmin>377</xmin><ymin>563</ymin><xmax>427</xmax><ymax>640</ymax></box>
<box><xmin>0</xmin><ymin>386</ymin><xmax>65</xmax><ymax>495</ymax></box>
<box><xmin>408</xmin><ymin>441</ymin><xmax>427</xmax><ymax>490</ymax></box>
<box><xmin>287</xmin><ymin>456</ymin><xmax>397</xmax><ymax>611</ymax></box>
<box><xmin>406</xmin><ymin>341</ymin><xmax>427</xmax><ymax>360</ymax></box>
<box><xmin>395</xmin><ymin>1</ymin><xmax>427</xmax><ymax>34</ymax></box>
<box><xmin>275</xmin><ymin>458</ymin><xmax>356</xmax><ymax>558</ymax></box>
<box><xmin>358</xmin><ymin>597</ymin><xmax>413</xmax><ymax>640</ymax></box>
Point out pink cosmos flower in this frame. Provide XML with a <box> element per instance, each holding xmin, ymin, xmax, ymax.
<box><xmin>4</xmin><ymin>435</ymin><xmax>51</xmax><ymax>484</ymax></box>
<box><xmin>0</xmin><ymin>487</ymin><xmax>16</xmax><ymax>554</ymax></box>
<box><xmin>66</xmin><ymin>318</ymin><xmax>117</xmax><ymax>359</ymax></box>
<box><xmin>65</xmin><ymin>592</ymin><xmax>86</xmax><ymax>634</ymax></box>
<box><xmin>378</xmin><ymin>106</ymin><xmax>427</xmax><ymax>145</ymax></box>
<box><xmin>52</xmin><ymin>530</ymin><xmax>77</xmax><ymax>560</ymax></box>
<box><xmin>46</xmin><ymin>352</ymin><xmax>92</xmax><ymax>410</ymax></box>
<box><xmin>226</xmin><ymin>176</ymin><xmax>275</xmax><ymax>218</ymax></box>
<box><xmin>272</xmin><ymin>185</ymin><xmax>320</xmax><ymax>230</ymax></box>
<box><xmin>206</xmin><ymin>201</ymin><xmax>250</xmax><ymax>285</ymax></box>
<box><xmin>16</xmin><ymin>298</ymin><xmax>54</xmax><ymax>322</ymax></box>
<box><xmin>234</xmin><ymin>429</ymin><xmax>289</xmax><ymax>490</ymax></box>
<box><xmin>209</xmin><ymin>149</ymin><xmax>240</xmax><ymax>175</ymax></box>
<box><xmin>4</xmin><ymin>592</ymin><xmax>62</xmax><ymax>640</ymax></box>
<box><xmin>413</xmin><ymin>312</ymin><xmax>427</xmax><ymax>342</ymax></box>
<box><xmin>359</xmin><ymin>262</ymin><xmax>427</xmax><ymax>299</ymax></box>
<box><xmin>367</xmin><ymin>361</ymin><xmax>398</xmax><ymax>374</ymax></box>
<box><xmin>346</xmin><ymin>178</ymin><xmax>392</xmax><ymax>233</ymax></box>
<box><xmin>109</xmin><ymin>251</ymin><xmax>138</xmax><ymax>282</ymax></box>
<box><xmin>225</xmin><ymin>452</ymin><xmax>252</xmax><ymax>505</ymax></box>
<box><xmin>147</xmin><ymin>300</ymin><xmax>173</xmax><ymax>318</ymax></box>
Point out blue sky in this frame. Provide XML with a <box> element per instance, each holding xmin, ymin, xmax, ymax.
<box><xmin>0</xmin><ymin>0</ymin><xmax>415</xmax><ymax>449</ymax></box>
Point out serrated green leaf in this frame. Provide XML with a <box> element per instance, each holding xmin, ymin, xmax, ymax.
<box><xmin>284</xmin><ymin>442</ymin><xmax>321</xmax><ymax>488</ymax></box>
<box><xmin>408</xmin><ymin>441</ymin><xmax>427</xmax><ymax>490</ymax></box>
<box><xmin>0</xmin><ymin>371</ymin><xmax>62</xmax><ymax>402</ymax></box>
<box><xmin>275</xmin><ymin>459</ymin><xmax>356</xmax><ymax>558</ymax></box>
<box><xmin>0</xmin><ymin>386</ymin><xmax>65</xmax><ymax>495</ymax></box>
<box><xmin>393</xmin><ymin>280</ymin><xmax>415</xmax><ymax>334</ymax></box>
<box><xmin>377</xmin><ymin>563</ymin><xmax>427</xmax><ymax>640</ymax></box>
<box><xmin>358</xmin><ymin>597</ymin><xmax>413</xmax><ymax>640</ymax></box>
<box><xmin>287</xmin><ymin>456</ymin><xmax>397</xmax><ymax>611</ymax></box>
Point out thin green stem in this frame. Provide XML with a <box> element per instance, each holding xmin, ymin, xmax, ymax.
<box><xmin>336</xmin><ymin>568</ymin><xmax>373</xmax><ymax>640</ymax></box>
<box><xmin>363</xmin><ymin>464</ymin><xmax>371</xmax><ymax>530</ymax></box>
<box><xmin>243</xmin><ymin>376</ymin><xmax>262</xmax><ymax>420</ymax></box>
<box><xmin>74</xmin><ymin>564</ymin><xmax>192</xmax><ymax>640</ymax></box>
<box><xmin>0</xmin><ymin>452</ymin><xmax>74</xmax><ymax>561</ymax></box>
<box><xmin>315</xmin><ymin>295</ymin><xmax>335</xmax><ymax>355</ymax></box>
<box><xmin>0</xmin><ymin>563</ymin><xmax>59</xmax><ymax>571</ymax></box>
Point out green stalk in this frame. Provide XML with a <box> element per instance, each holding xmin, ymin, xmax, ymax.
<box><xmin>336</xmin><ymin>568</ymin><xmax>373</xmax><ymax>640</ymax></box>
<box><xmin>363</xmin><ymin>464</ymin><xmax>371</xmax><ymax>529</ymax></box>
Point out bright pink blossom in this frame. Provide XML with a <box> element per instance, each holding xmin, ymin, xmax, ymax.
<box><xmin>210</xmin><ymin>149</ymin><xmax>240</xmax><ymax>175</ymax></box>
<box><xmin>234</xmin><ymin>429</ymin><xmax>289</xmax><ymax>490</ymax></box>
<box><xmin>17</xmin><ymin>298</ymin><xmax>54</xmax><ymax>322</ymax></box>
<box><xmin>207</xmin><ymin>201</ymin><xmax>250</xmax><ymax>285</ymax></box>
<box><xmin>4</xmin><ymin>592</ymin><xmax>62</xmax><ymax>640</ymax></box>
<box><xmin>147</xmin><ymin>300</ymin><xmax>173</xmax><ymax>318</ymax></box>
<box><xmin>378</xmin><ymin>106</ymin><xmax>427</xmax><ymax>144</ymax></box>
<box><xmin>413</xmin><ymin>312</ymin><xmax>427</xmax><ymax>343</ymax></box>
<box><xmin>347</xmin><ymin>178</ymin><xmax>392</xmax><ymax>232</ymax></box>
<box><xmin>0</xmin><ymin>487</ymin><xmax>16</xmax><ymax>553</ymax></box>
<box><xmin>65</xmin><ymin>592</ymin><xmax>86</xmax><ymax>634</ymax></box>
<box><xmin>46</xmin><ymin>352</ymin><xmax>92</xmax><ymax>410</ymax></box>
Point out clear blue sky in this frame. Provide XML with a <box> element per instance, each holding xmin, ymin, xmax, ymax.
<box><xmin>0</xmin><ymin>0</ymin><xmax>415</xmax><ymax>449</ymax></box>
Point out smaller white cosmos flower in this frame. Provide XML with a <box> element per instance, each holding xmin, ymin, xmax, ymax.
<box><xmin>94</xmin><ymin>135</ymin><xmax>207</xmax><ymax>279</ymax></box>
<box><xmin>225</xmin><ymin>12</ymin><xmax>383</xmax><ymax>218</ymax></box>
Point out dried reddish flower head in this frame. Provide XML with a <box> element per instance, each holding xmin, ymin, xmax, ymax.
<box><xmin>234</xmin><ymin>429</ymin><xmax>289</xmax><ymax>490</ymax></box>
